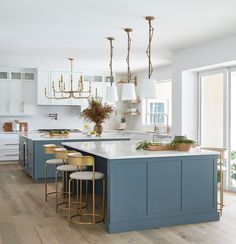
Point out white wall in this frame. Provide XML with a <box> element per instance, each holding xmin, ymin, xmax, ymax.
<box><xmin>181</xmin><ymin>71</ymin><xmax>198</xmax><ymax>139</ymax></box>
<box><xmin>172</xmin><ymin>33</ymin><xmax>236</xmax><ymax>139</ymax></box>
<box><xmin>0</xmin><ymin>105</ymin><xmax>117</xmax><ymax>132</ymax></box>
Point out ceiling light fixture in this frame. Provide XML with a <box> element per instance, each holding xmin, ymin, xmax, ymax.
<box><xmin>140</xmin><ymin>16</ymin><xmax>157</xmax><ymax>98</ymax></box>
<box><xmin>45</xmin><ymin>58</ymin><xmax>92</xmax><ymax>100</ymax></box>
<box><xmin>105</xmin><ymin>37</ymin><xmax>118</xmax><ymax>102</ymax></box>
<box><xmin>121</xmin><ymin>28</ymin><xmax>137</xmax><ymax>101</ymax></box>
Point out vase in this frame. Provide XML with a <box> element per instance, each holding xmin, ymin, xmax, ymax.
<box><xmin>119</xmin><ymin>122</ymin><xmax>126</xmax><ymax>130</ymax></box>
<box><xmin>94</xmin><ymin>123</ymin><xmax>103</xmax><ymax>136</ymax></box>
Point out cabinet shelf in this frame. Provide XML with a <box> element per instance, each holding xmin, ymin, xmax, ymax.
<box><xmin>0</xmin><ymin>113</ymin><xmax>35</xmax><ymax>117</ymax></box>
<box><xmin>124</xmin><ymin>112</ymin><xmax>140</xmax><ymax>116</ymax></box>
<box><xmin>124</xmin><ymin>99</ymin><xmax>140</xmax><ymax>104</ymax></box>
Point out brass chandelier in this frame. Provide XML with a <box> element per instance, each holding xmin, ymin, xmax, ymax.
<box><xmin>45</xmin><ymin>58</ymin><xmax>92</xmax><ymax>100</ymax></box>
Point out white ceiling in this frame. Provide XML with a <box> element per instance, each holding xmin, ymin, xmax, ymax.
<box><xmin>1</xmin><ymin>0</ymin><xmax>236</xmax><ymax>73</ymax></box>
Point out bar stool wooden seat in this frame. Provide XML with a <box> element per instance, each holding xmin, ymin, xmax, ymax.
<box><xmin>43</xmin><ymin>144</ymin><xmax>64</xmax><ymax>201</ymax></box>
<box><xmin>54</xmin><ymin>148</ymin><xmax>80</xmax><ymax>213</ymax></box>
<box><xmin>67</xmin><ymin>153</ymin><xmax>105</xmax><ymax>227</ymax></box>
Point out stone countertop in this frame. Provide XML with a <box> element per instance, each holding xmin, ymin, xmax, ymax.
<box><xmin>20</xmin><ymin>132</ymin><xmax>131</xmax><ymax>141</ymax></box>
<box><xmin>62</xmin><ymin>141</ymin><xmax>220</xmax><ymax>160</ymax></box>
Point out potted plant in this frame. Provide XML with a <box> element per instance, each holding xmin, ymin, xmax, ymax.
<box><xmin>81</xmin><ymin>97</ymin><xmax>114</xmax><ymax>136</ymax></box>
<box><xmin>231</xmin><ymin>151</ymin><xmax>236</xmax><ymax>181</ymax></box>
<box><xmin>170</xmin><ymin>136</ymin><xmax>196</xmax><ymax>151</ymax></box>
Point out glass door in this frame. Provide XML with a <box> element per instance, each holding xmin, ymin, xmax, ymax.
<box><xmin>229</xmin><ymin>69</ymin><xmax>236</xmax><ymax>190</ymax></box>
<box><xmin>199</xmin><ymin>70</ymin><xmax>226</xmax><ymax>148</ymax></box>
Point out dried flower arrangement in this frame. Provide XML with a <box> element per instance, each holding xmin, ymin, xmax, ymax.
<box><xmin>81</xmin><ymin>97</ymin><xmax>114</xmax><ymax>135</ymax></box>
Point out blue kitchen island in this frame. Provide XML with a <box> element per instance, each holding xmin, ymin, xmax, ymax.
<box><xmin>19</xmin><ymin>132</ymin><xmax>130</xmax><ymax>182</ymax></box>
<box><xmin>63</xmin><ymin>140</ymin><xmax>220</xmax><ymax>233</ymax></box>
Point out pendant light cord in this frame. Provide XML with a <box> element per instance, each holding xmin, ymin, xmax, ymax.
<box><xmin>145</xmin><ymin>16</ymin><xmax>155</xmax><ymax>79</ymax></box>
<box><xmin>125</xmin><ymin>28</ymin><xmax>132</xmax><ymax>82</ymax></box>
<box><xmin>107</xmin><ymin>37</ymin><xmax>114</xmax><ymax>86</ymax></box>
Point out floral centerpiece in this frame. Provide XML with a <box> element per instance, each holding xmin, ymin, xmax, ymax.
<box><xmin>81</xmin><ymin>97</ymin><xmax>114</xmax><ymax>136</ymax></box>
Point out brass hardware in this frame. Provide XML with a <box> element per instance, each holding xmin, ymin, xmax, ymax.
<box><xmin>45</xmin><ymin>58</ymin><xmax>92</xmax><ymax>100</ymax></box>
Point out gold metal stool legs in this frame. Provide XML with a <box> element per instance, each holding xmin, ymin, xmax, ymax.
<box><xmin>45</xmin><ymin>164</ymin><xmax>48</xmax><ymax>201</ymax></box>
<box><xmin>56</xmin><ymin>171</ymin><xmax>88</xmax><ymax>213</ymax></box>
<box><xmin>68</xmin><ymin>178</ymin><xmax>105</xmax><ymax>227</ymax></box>
<box><xmin>218</xmin><ymin>170</ymin><xmax>225</xmax><ymax>216</ymax></box>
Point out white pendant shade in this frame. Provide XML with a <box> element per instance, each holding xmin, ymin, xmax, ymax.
<box><xmin>140</xmin><ymin>78</ymin><xmax>157</xmax><ymax>98</ymax></box>
<box><xmin>121</xmin><ymin>83</ymin><xmax>137</xmax><ymax>101</ymax></box>
<box><xmin>105</xmin><ymin>85</ymin><xmax>118</xmax><ymax>102</ymax></box>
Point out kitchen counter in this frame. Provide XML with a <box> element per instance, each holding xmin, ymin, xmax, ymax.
<box><xmin>63</xmin><ymin>140</ymin><xmax>220</xmax><ymax>233</ymax></box>
<box><xmin>62</xmin><ymin>141</ymin><xmax>219</xmax><ymax>160</ymax></box>
<box><xmin>18</xmin><ymin>133</ymin><xmax>131</xmax><ymax>181</ymax></box>
<box><xmin>21</xmin><ymin>132</ymin><xmax>131</xmax><ymax>141</ymax></box>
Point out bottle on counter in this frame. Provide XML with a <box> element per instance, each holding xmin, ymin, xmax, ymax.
<box><xmin>12</xmin><ymin>120</ymin><xmax>20</xmax><ymax>132</ymax></box>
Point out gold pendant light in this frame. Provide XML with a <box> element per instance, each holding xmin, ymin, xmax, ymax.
<box><xmin>45</xmin><ymin>58</ymin><xmax>92</xmax><ymax>100</ymax></box>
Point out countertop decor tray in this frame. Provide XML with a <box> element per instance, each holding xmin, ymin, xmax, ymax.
<box><xmin>145</xmin><ymin>145</ymin><xmax>174</xmax><ymax>151</ymax></box>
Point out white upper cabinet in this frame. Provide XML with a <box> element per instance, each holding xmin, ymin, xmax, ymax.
<box><xmin>22</xmin><ymin>79</ymin><xmax>37</xmax><ymax>114</ymax></box>
<box><xmin>0</xmin><ymin>68</ymin><xmax>36</xmax><ymax>116</ymax></box>
<box><xmin>37</xmin><ymin>70</ymin><xmax>50</xmax><ymax>105</ymax></box>
<box><xmin>9</xmin><ymin>79</ymin><xmax>22</xmax><ymax>114</ymax></box>
<box><xmin>0</xmin><ymin>76</ymin><xmax>10</xmax><ymax>114</ymax></box>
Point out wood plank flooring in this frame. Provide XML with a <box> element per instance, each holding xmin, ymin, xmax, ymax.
<box><xmin>0</xmin><ymin>164</ymin><xmax>236</xmax><ymax>244</ymax></box>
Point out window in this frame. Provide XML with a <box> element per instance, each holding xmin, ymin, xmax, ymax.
<box><xmin>142</xmin><ymin>80</ymin><xmax>172</xmax><ymax>127</ymax></box>
<box><xmin>146</xmin><ymin>99</ymin><xmax>166</xmax><ymax>125</ymax></box>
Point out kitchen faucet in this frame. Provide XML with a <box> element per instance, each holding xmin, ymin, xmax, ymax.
<box><xmin>49</xmin><ymin>113</ymin><xmax>58</xmax><ymax>120</ymax></box>
<box><xmin>153</xmin><ymin>113</ymin><xmax>169</xmax><ymax>134</ymax></box>
<box><xmin>152</xmin><ymin>113</ymin><xmax>170</xmax><ymax>142</ymax></box>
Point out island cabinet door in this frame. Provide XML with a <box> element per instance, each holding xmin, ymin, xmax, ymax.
<box><xmin>182</xmin><ymin>156</ymin><xmax>217</xmax><ymax>214</ymax></box>
<box><xmin>109</xmin><ymin>159</ymin><xmax>148</xmax><ymax>222</ymax></box>
<box><xmin>147</xmin><ymin>159</ymin><xmax>182</xmax><ymax>217</ymax></box>
<box><xmin>27</xmin><ymin>139</ymin><xmax>34</xmax><ymax>177</ymax></box>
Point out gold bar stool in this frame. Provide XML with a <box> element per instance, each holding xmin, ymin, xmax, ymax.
<box><xmin>201</xmin><ymin>147</ymin><xmax>227</xmax><ymax>216</ymax></box>
<box><xmin>54</xmin><ymin>148</ymin><xmax>80</xmax><ymax>213</ymax></box>
<box><xmin>43</xmin><ymin>144</ymin><xmax>65</xmax><ymax>201</ymax></box>
<box><xmin>67</xmin><ymin>153</ymin><xmax>105</xmax><ymax>227</ymax></box>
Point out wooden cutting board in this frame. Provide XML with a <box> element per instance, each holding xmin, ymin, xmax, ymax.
<box><xmin>3</xmin><ymin>123</ymin><xmax>12</xmax><ymax>132</ymax></box>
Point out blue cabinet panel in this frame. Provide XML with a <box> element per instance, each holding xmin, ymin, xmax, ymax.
<box><xmin>110</xmin><ymin>160</ymin><xmax>147</xmax><ymax>221</ymax></box>
<box><xmin>148</xmin><ymin>159</ymin><xmax>182</xmax><ymax>217</ymax></box>
<box><xmin>182</xmin><ymin>157</ymin><xmax>216</xmax><ymax>213</ymax></box>
<box><xmin>27</xmin><ymin>139</ymin><xmax>34</xmax><ymax>177</ymax></box>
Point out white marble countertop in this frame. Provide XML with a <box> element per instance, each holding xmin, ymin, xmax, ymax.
<box><xmin>62</xmin><ymin>141</ymin><xmax>220</xmax><ymax>160</ymax></box>
<box><xmin>20</xmin><ymin>132</ymin><xmax>131</xmax><ymax>141</ymax></box>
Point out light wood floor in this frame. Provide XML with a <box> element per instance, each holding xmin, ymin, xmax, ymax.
<box><xmin>1</xmin><ymin>164</ymin><xmax>236</xmax><ymax>244</ymax></box>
